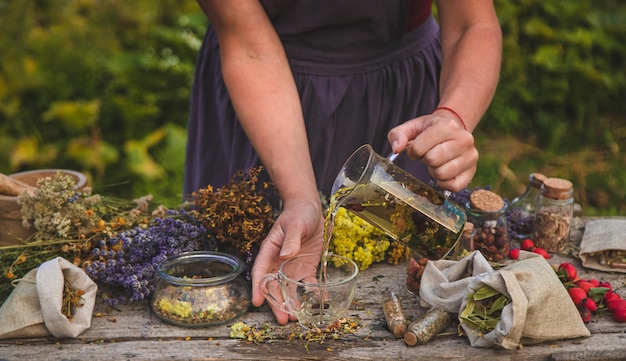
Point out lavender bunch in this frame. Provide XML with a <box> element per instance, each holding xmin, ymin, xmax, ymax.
<box><xmin>85</xmin><ymin>214</ymin><xmax>207</xmax><ymax>305</ymax></box>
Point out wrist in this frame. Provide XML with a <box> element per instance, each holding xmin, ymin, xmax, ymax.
<box><xmin>433</xmin><ymin>106</ymin><xmax>467</xmax><ymax>131</ymax></box>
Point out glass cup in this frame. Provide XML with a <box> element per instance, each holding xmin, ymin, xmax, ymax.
<box><xmin>260</xmin><ymin>252</ymin><xmax>358</xmax><ymax>329</ymax></box>
<box><xmin>330</xmin><ymin>144</ymin><xmax>466</xmax><ymax>259</ymax></box>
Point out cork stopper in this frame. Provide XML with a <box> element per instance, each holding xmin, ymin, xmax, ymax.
<box><xmin>542</xmin><ymin>177</ymin><xmax>573</xmax><ymax>200</ymax></box>
<box><xmin>404</xmin><ymin>331</ymin><xmax>419</xmax><ymax>346</ymax></box>
<box><xmin>391</xmin><ymin>323</ymin><xmax>407</xmax><ymax>338</ymax></box>
<box><xmin>530</xmin><ymin>173</ymin><xmax>547</xmax><ymax>189</ymax></box>
<box><xmin>469</xmin><ymin>189</ymin><xmax>505</xmax><ymax>211</ymax></box>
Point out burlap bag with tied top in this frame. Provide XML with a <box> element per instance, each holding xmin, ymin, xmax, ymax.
<box><xmin>0</xmin><ymin>257</ymin><xmax>97</xmax><ymax>339</ymax></box>
<box><xmin>459</xmin><ymin>251</ymin><xmax>590</xmax><ymax>349</ymax></box>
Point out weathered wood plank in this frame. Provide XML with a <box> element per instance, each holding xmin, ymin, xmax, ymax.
<box><xmin>2</xmin><ymin>218</ymin><xmax>626</xmax><ymax>361</ymax></box>
<box><xmin>1</xmin><ymin>333</ymin><xmax>626</xmax><ymax>360</ymax></box>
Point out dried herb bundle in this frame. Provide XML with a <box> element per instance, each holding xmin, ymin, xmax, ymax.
<box><xmin>191</xmin><ymin>167</ymin><xmax>276</xmax><ymax>269</ymax></box>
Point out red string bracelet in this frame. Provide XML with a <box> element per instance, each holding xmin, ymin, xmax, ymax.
<box><xmin>433</xmin><ymin>106</ymin><xmax>467</xmax><ymax>131</ymax></box>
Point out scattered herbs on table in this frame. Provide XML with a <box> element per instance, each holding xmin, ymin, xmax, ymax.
<box><xmin>230</xmin><ymin>317</ymin><xmax>361</xmax><ymax>353</ymax></box>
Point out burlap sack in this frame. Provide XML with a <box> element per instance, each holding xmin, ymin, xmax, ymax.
<box><xmin>579</xmin><ymin>219</ymin><xmax>626</xmax><ymax>273</ymax></box>
<box><xmin>0</xmin><ymin>257</ymin><xmax>97</xmax><ymax>339</ymax></box>
<box><xmin>459</xmin><ymin>251</ymin><xmax>590</xmax><ymax>349</ymax></box>
<box><xmin>419</xmin><ymin>251</ymin><xmax>494</xmax><ymax>313</ymax></box>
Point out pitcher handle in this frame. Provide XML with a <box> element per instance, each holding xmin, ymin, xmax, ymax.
<box><xmin>386</xmin><ymin>149</ymin><xmax>452</xmax><ymax>199</ymax></box>
<box><xmin>259</xmin><ymin>273</ymin><xmax>292</xmax><ymax>315</ymax></box>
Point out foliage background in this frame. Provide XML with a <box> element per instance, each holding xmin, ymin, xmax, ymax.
<box><xmin>0</xmin><ymin>0</ymin><xmax>625</xmax><ymax>215</ymax></box>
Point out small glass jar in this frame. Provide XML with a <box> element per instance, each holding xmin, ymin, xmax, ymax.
<box><xmin>151</xmin><ymin>251</ymin><xmax>250</xmax><ymax>327</ymax></box>
<box><xmin>465</xmin><ymin>190</ymin><xmax>510</xmax><ymax>262</ymax></box>
<box><xmin>533</xmin><ymin>178</ymin><xmax>574</xmax><ymax>252</ymax></box>
<box><xmin>508</xmin><ymin>173</ymin><xmax>546</xmax><ymax>241</ymax></box>
<box><xmin>455</xmin><ymin>222</ymin><xmax>476</xmax><ymax>259</ymax></box>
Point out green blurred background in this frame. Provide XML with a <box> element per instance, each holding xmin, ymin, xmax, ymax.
<box><xmin>1</xmin><ymin>0</ymin><xmax>625</xmax><ymax>215</ymax></box>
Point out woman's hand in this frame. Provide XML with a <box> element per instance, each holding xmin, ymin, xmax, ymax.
<box><xmin>251</xmin><ymin>197</ymin><xmax>324</xmax><ymax>325</ymax></box>
<box><xmin>388</xmin><ymin>110</ymin><xmax>478</xmax><ymax>192</ymax></box>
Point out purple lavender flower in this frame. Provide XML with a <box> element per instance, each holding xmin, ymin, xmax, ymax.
<box><xmin>86</xmin><ymin>214</ymin><xmax>207</xmax><ymax>305</ymax></box>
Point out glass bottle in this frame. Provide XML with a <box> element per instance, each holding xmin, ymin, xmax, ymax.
<box><xmin>465</xmin><ymin>190</ymin><xmax>510</xmax><ymax>262</ymax></box>
<box><xmin>455</xmin><ymin>221</ymin><xmax>476</xmax><ymax>259</ymax></box>
<box><xmin>404</xmin><ymin>308</ymin><xmax>451</xmax><ymax>346</ymax></box>
<box><xmin>382</xmin><ymin>290</ymin><xmax>408</xmax><ymax>338</ymax></box>
<box><xmin>508</xmin><ymin>173</ymin><xmax>546</xmax><ymax>241</ymax></box>
<box><xmin>533</xmin><ymin>177</ymin><xmax>574</xmax><ymax>252</ymax></box>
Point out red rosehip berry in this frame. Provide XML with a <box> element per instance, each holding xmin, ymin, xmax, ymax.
<box><xmin>613</xmin><ymin>308</ymin><xmax>626</xmax><ymax>322</ymax></box>
<box><xmin>604</xmin><ymin>291</ymin><xmax>622</xmax><ymax>305</ymax></box>
<box><xmin>558</xmin><ymin>262</ymin><xmax>578</xmax><ymax>282</ymax></box>
<box><xmin>587</xmin><ymin>278</ymin><xmax>601</xmax><ymax>287</ymax></box>
<box><xmin>574</xmin><ymin>280</ymin><xmax>594</xmax><ymax>294</ymax></box>
<box><xmin>520</xmin><ymin>239</ymin><xmax>535</xmax><ymax>251</ymax></box>
<box><xmin>509</xmin><ymin>248</ymin><xmax>520</xmax><ymax>260</ymax></box>
<box><xmin>584</xmin><ymin>298</ymin><xmax>598</xmax><ymax>312</ymax></box>
<box><xmin>532</xmin><ymin>247</ymin><xmax>551</xmax><ymax>259</ymax></box>
<box><xmin>568</xmin><ymin>287</ymin><xmax>587</xmax><ymax>306</ymax></box>
<box><xmin>607</xmin><ymin>299</ymin><xmax>626</xmax><ymax>311</ymax></box>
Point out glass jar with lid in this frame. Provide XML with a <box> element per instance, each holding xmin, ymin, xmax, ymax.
<box><xmin>508</xmin><ymin>173</ymin><xmax>547</xmax><ymax>241</ymax></box>
<box><xmin>533</xmin><ymin>177</ymin><xmax>574</xmax><ymax>252</ymax></box>
<box><xmin>465</xmin><ymin>190</ymin><xmax>510</xmax><ymax>262</ymax></box>
<box><xmin>151</xmin><ymin>251</ymin><xmax>250</xmax><ymax>327</ymax></box>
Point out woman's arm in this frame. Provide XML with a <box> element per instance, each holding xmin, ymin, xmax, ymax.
<box><xmin>388</xmin><ymin>0</ymin><xmax>502</xmax><ymax>191</ymax></box>
<box><xmin>197</xmin><ymin>0</ymin><xmax>319</xmax><ymax>204</ymax></box>
<box><xmin>436</xmin><ymin>0</ymin><xmax>502</xmax><ymax>131</ymax></box>
<box><xmin>196</xmin><ymin>0</ymin><xmax>324</xmax><ymax>325</ymax></box>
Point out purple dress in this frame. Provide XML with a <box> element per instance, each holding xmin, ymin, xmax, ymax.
<box><xmin>184</xmin><ymin>0</ymin><xmax>441</xmax><ymax>198</ymax></box>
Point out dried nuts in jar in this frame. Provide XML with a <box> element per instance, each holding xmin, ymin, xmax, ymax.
<box><xmin>465</xmin><ymin>190</ymin><xmax>510</xmax><ymax>262</ymax></box>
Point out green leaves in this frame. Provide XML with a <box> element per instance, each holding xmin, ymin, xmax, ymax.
<box><xmin>460</xmin><ymin>286</ymin><xmax>510</xmax><ymax>333</ymax></box>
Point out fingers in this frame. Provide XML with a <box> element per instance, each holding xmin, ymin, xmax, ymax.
<box><xmin>388</xmin><ymin>112</ymin><xmax>478</xmax><ymax>191</ymax></box>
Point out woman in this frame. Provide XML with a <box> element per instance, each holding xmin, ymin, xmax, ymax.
<box><xmin>185</xmin><ymin>0</ymin><xmax>502</xmax><ymax>324</ymax></box>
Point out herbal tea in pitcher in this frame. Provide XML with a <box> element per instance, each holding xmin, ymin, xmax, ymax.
<box><xmin>330</xmin><ymin>144</ymin><xmax>465</xmax><ymax>259</ymax></box>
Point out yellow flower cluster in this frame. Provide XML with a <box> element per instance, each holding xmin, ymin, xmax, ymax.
<box><xmin>329</xmin><ymin>207</ymin><xmax>391</xmax><ymax>270</ymax></box>
<box><xmin>157</xmin><ymin>298</ymin><xmax>193</xmax><ymax>318</ymax></box>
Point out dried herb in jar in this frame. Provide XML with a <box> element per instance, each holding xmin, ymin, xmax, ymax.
<box><xmin>382</xmin><ymin>290</ymin><xmax>408</xmax><ymax>338</ymax></box>
<box><xmin>533</xmin><ymin>178</ymin><xmax>574</xmax><ymax>253</ymax></box>
<box><xmin>404</xmin><ymin>307</ymin><xmax>450</xmax><ymax>346</ymax></box>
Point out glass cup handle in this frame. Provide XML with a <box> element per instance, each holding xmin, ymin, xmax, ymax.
<box><xmin>259</xmin><ymin>273</ymin><xmax>292</xmax><ymax>315</ymax></box>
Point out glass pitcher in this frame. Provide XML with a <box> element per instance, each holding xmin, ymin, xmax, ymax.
<box><xmin>330</xmin><ymin>144</ymin><xmax>466</xmax><ymax>260</ymax></box>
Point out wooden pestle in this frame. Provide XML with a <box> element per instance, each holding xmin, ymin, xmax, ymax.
<box><xmin>0</xmin><ymin>173</ymin><xmax>36</xmax><ymax>197</ymax></box>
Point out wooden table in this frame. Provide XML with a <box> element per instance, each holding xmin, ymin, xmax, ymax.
<box><xmin>2</xmin><ymin>220</ymin><xmax>626</xmax><ymax>361</ymax></box>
